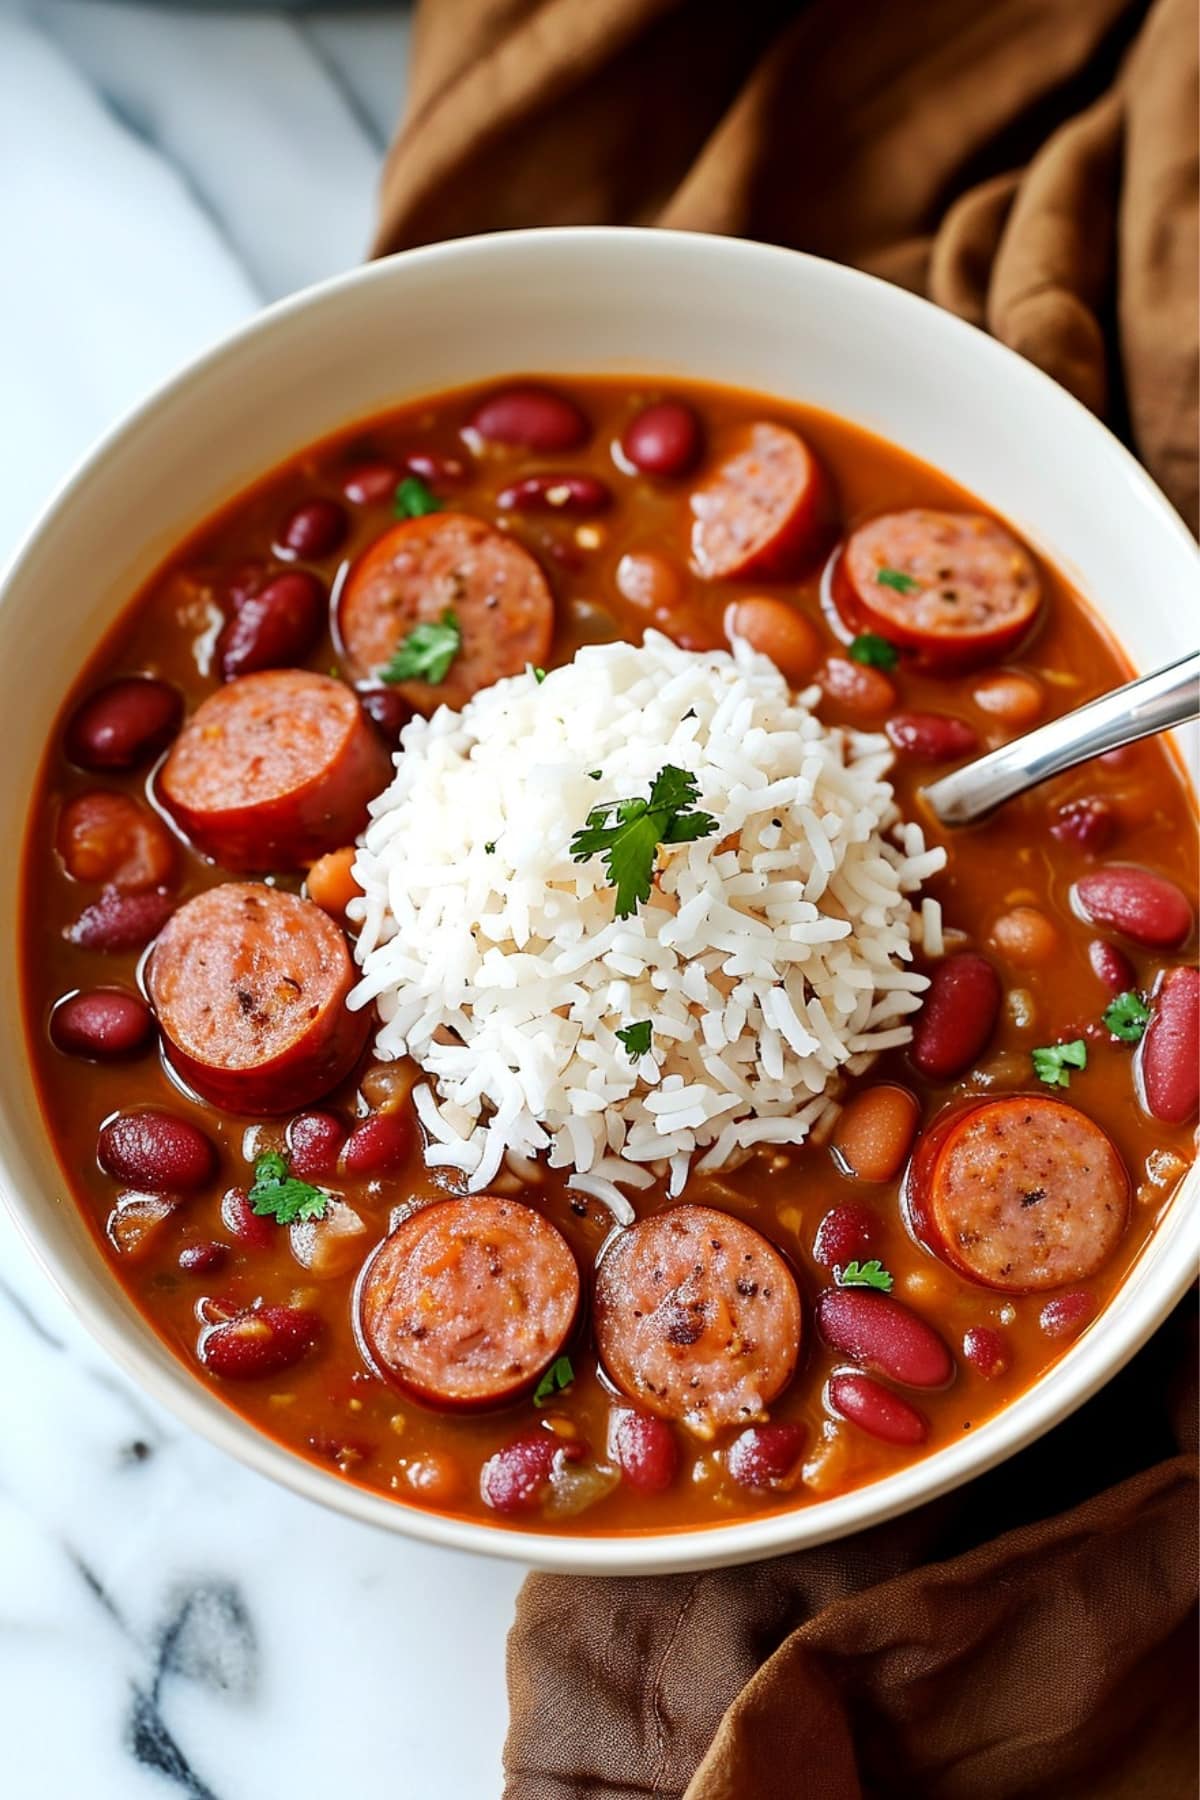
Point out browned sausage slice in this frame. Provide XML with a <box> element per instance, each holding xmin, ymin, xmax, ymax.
<box><xmin>338</xmin><ymin>513</ymin><xmax>554</xmax><ymax>713</ymax></box>
<box><xmin>147</xmin><ymin>883</ymin><xmax>369</xmax><ymax>1114</ymax></box>
<box><xmin>593</xmin><ymin>1203</ymin><xmax>801</xmax><ymax>1436</ymax></box>
<box><xmin>689</xmin><ymin>423</ymin><xmax>834</xmax><ymax>582</ymax></box>
<box><xmin>832</xmin><ymin>509</ymin><xmax>1041</xmax><ymax>669</ymax></box>
<box><xmin>905</xmin><ymin>1096</ymin><xmax>1130</xmax><ymax>1292</ymax></box>
<box><xmin>159</xmin><ymin>670</ymin><xmax>389</xmax><ymax>871</ymax></box>
<box><xmin>356</xmin><ymin>1196</ymin><xmax>580</xmax><ymax>1410</ymax></box>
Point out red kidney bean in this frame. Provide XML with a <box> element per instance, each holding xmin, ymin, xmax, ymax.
<box><xmin>57</xmin><ymin>791</ymin><xmax>176</xmax><ymax>893</ymax></box>
<box><xmin>359</xmin><ymin>685</ymin><xmax>413</xmax><ymax>742</ymax></box>
<box><xmin>288</xmin><ymin>1110</ymin><xmax>346</xmax><ymax>1179</ymax></box>
<box><xmin>65</xmin><ymin>887</ymin><xmax>176</xmax><ymax>952</ymax></box>
<box><xmin>98</xmin><ymin>1110</ymin><xmax>216</xmax><ymax>1192</ymax></box>
<box><xmin>341</xmin><ymin>1111</ymin><xmax>413</xmax><ymax>1177</ymax></box>
<box><xmin>218</xmin><ymin>571</ymin><xmax>324</xmax><ymax>681</ymax></box>
<box><xmin>1049</xmin><ymin>795</ymin><xmax>1116</xmax><ymax>855</ymax></box>
<box><xmin>812</xmin><ymin>1204</ymin><xmax>875</xmax><ymax>1271</ymax></box>
<box><xmin>726</xmin><ymin>1422</ymin><xmax>807</xmax><ymax>1492</ymax></box>
<box><xmin>621</xmin><ymin>401</ymin><xmax>703</xmax><ymax>478</ymax></box>
<box><xmin>885</xmin><ymin>711</ymin><xmax>978</xmax><ymax>759</ymax></box>
<box><xmin>1072</xmin><ymin>866</ymin><xmax>1193</xmax><ymax>950</ymax></box>
<box><xmin>1137</xmin><ymin>966</ymin><xmax>1199</xmax><ymax>1124</ymax></box>
<box><xmin>961</xmin><ymin>1326</ymin><xmax>1009</xmax><ymax>1379</ymax></box>
<box><xmin>480</xmin><ymin>1431</ymin><xmax>583</xmax><ymax>1515</ymax></box>
<box><xmin>178</xmin><ymin>1240</ymin><xmax>229</xmax><ymax>1275</ymax></box>
<box><xmin>1038</xmin><ymin>1290</ymin><xmax>1097</xmax><ymax>1340</ymax></box>
<box><xmin>910</xmin><ymin>951</ymin><xmax>1001</xmax><ymax>1080</ymax></box>
<box><xmin>65</xmin><ymin>677</ymin><xmax>183</xmax><ymax>772</ymax></box>
<box><xmin>1088</xmin><ymin>938</ymin><xmax>1135</xmax><ymax>995</ymax></box>
<box><xmin>828</xmin><ymin>1371</ymin><xmax>928</xmax><ymax>1446</ymax></box>
<box><xmin>496</xmin><ymin>473</ymin><xmax>612</xmax><ymax>515</ymax></box>
<box><xmin>405</xmin><ymin>451</ymin><xmax>466</xmax><ymax>484</ymax></box>
<box><xmin>468</xmin><ymin>385</ymin><xmax>588</xmax><ymax>452</ymax></box>
<box><xmin>221</xmin><ymin>1186</ymin><xmax>275</xmax><ymax>1250</ymax></box>
<box><xmin>817</xmin><ymin>1288</ymin><xmax>953</xmax><ymax>1388</ymax></box>
<box><xmin>342</xmin><ymin>462</ymin><xmax>400</xmax><ymax>506</ymax></box>
<box><xmin>199</xmin><ymin>1303</ymin><xmax>322</xmax><ymax>1379</ymax></box>
<box><xmin>818</xmin><ymin>657</ymin><xmax>897</xmax><ymax>717</ymax></box>
<box><xmin>223</xmin><ymin>561</ymin><xmax>271</xmax><ymax>610</ymax></box>
<box><xmin>50</xmin><ymin>989</ymin><xmax>154</xmax><ymax>1060</ymax></box>
<box><xmin>277</xmin><ymin>498</ymin><xmax>347</xmax><ymax>559</ymax></box>
<box><xmin>608</xmin><ymin>1409</ymin><xmax>678</xmax><ymax>1494</ymax></box>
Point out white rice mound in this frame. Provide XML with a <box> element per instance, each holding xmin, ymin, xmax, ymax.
<box><xmin>348</xmin><ymin>631</ymin><xmax>945</xmax><ymax>1220</ymax></box>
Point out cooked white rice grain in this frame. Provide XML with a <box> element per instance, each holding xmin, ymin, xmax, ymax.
<box><xmin>349</xmin><ymin>633</ymin><xmax>945</xmax><ymax>1212</ymax></box>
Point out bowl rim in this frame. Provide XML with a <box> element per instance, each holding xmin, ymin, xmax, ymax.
<box><xmin>2</xmin><ymin>224</ymin><xmax>1196</xmax><ymax>1575</ymax></box>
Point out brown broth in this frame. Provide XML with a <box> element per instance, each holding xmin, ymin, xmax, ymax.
<box><xmin>20</xmin><ymin>375</ymin><xmax>1197</xmax><ymax>1535</ymax></box>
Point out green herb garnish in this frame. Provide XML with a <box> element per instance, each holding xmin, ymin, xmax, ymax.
<box><xmin>587</xmin><ymin>770</ymin><xmax>603</xmax><ymax>781</ymax></box>
<box><xmin>1031</xmin><ymin>1039</ymin><xmax>1088</xmax><ymax>1089</ymax></box>
<box><xmin>532</xmin><ymin>667</ymin><xmax>547</xmax><ymax>683</ymax></box>
<box><xmin>393</xmin><ymin>474</ymin><xmax>442</xmax><ymax>518</ymax></box>
<box><xmin>569</xmin><ymin>764</ymin><xmax>718</xmax><ymax>920</ymax></box>
<box><xmin>836</xmin><ymin>1259</ymin><xmax>894</xmax><ymax>1293</ymax></box>
<box><xmin>848</xmin><ymin>632</ymin><xmax>900</xmax><ymax>670</ymax></box>
<box><xmin>616</xmin><ymin>1020</ymin><xmax>653</xmax><ymax>1058</ymax></box>
<box><xmin>875</xmin><ymin>566</ymin><xmax>920</xmax><ymax>594</ymax></box>
<box><xmin>484</xmin><ymin>841</ymin><xmax>496</xmax><ymax>855</ymax></box>
<box><xmin>532</xmin><ymin>1355</ymin><xmax>574</xmax><ymax>1407</ymax></box>
<box><xmin>248</xmin><ymin>1150</ymin><xmax>328</xmax><ymax>1226</ymax></box>
<box><xmin>1102</xmin><ymin>990</ymin><xmax>1151</xmax><ymax>1043</ymax></box>
<box><xmin>380</xmin><ymin>608</ymin><xmax>461</xmax><ymax>685</ymax></box>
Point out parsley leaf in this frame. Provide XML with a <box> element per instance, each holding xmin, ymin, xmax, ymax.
<box><xmin>616</xmin><ymin>1020</ymin><xmax>653</xmax><ymax>1058</ymax></box>
<box><xmin>1102</xmin><ymin>990</ymin><xmax>1151</xmax><ymax>1043</ymax></box>
<box><xmin>248</xmin><ymin>1150</ymin><xmax>328</xmax><ymax>1226</ymax></box>
<box><xmin>848</xmin><ymin>632</ymin><xmax>900</xmax><ymax>670</ymax></box>
<box><xmin>587</xmin><ymin>770</ymin><xmax>603</xmax><ymax>781</ymax></box>
<box><xmin>393</xmin><ymin>474</ymin><xmax>442</xmax><ymax>518</ymax></box>
<box><xmin>532</xmin><ymin>1354</ymin><xmax>574</xmax><ymax>1407</ymax></box>
<box><xmin>380</xmin><ymin>609</ymin><xmax>461</xmax><ymax>685</ymax></box>
<box><xmin>1031</xmin><ymin>1039</ymin><xmax>1088</xmax><ymax>1088</ymax></box>
<box><xmin>484</xmin><ymin>841</ymin><xmax>496</xmax><ymax>855</ymax></box>
<box><xmin>836</xmin><ymin>1259</ymin><xmax>894</xmax><ymax>1293</ymax></box>
<box><xmin>532</xmin><ymin>667</ymin><xmax>547</xmax><ymax>683</ymax></box>
<box><xmin>569</xmin><ymin>764</ymin><xmax>718</xmax><ymax>920</ymax></box>
<box><xmin>875</xmin><ymin>566</ymin><xmax>920</xmax><ymax>594</ymax></box>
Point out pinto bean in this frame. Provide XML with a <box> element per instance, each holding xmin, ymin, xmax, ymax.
<box><xmin>830</xmin><ymin>1085</ymin><xmax>920</xmax><ymax>1182</ymax></box>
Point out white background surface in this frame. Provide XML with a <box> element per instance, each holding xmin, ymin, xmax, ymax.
<box><xmin>0</xmin><ymin>6</ymin><xmax>524</xmax><ymax>1796</ymax></box>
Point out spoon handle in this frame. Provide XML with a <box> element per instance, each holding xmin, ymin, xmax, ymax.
<box><xmin>922</xmin><ymin>649</ymin><xmax>1200</xmax><ymax>828</ymax></box>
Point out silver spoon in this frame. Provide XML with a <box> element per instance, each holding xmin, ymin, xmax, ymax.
<box><xmin>922</xmin><ymin>648</ymin><xmax>1200</xmax><ymax>828</ymax></box>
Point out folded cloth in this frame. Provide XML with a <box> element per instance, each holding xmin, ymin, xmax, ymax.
<box><xmin>373</xmin><ymin>3</ymin><xmax>1199</xmax><ymax>1792</ymax></box>
<box><xmin>375</xmin><ymin>0</ymin><xmax>1198</xmax><ymax>531</ymax></box>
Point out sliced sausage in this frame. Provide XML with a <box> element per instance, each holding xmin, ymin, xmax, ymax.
<box><xmin>905</xmin><ymin>1096</ymin><xmax>1130</xmax><ymax>1293</ymax></box>
<box><xmin>832</xmin><ymin>509</ymin><xmax>1041</xmax><ymax>669</ymax></box>
<box><xmin>147</xmin><ymin>883</ymin><xmax>369</xmax><ymax>1114</ymax></box>
<box><xmin>356</xmin><ymin>1195</ymin><xmax>580</xmax><ymax>1410</ymax></box>
<box><xmin>338</xmin><ymin>513</ymin><xmax>554</xmax><ymax>713</ymax></box>
<box><xmin>158</xmin><ymin>671</ymin><xmax>389</xmax><ymax>871</ymax></box>
<box><xmin>689</xmin><ymin>423</ymin><xmax>834</xmax><ymax>581</ymax></box>
<box><xmin>592</xmin><ymin>1203</ymin><xmax>801</xmax><ymax>1437</ymax></box>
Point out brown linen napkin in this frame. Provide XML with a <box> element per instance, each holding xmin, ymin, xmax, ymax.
<box><xmin>373</xmin><ymin>2</ymin><xmax>1199</xmax><ymax>1791</ymax></box>
<box><xmin>375</xmin><ymin>0</ymin><xmax>1198</xmax><ymax>532</ymax></box>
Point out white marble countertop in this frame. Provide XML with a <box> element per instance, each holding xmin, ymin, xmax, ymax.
<box><xmin>1</xmin><ymin>7</ymin><xmax>525</xmax><ymax>1795</ymax></box>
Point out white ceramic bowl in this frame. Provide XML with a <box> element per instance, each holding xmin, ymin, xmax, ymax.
<box><xmin>1</xmin><ymin>228</ymin><xmax>1195</xmax><ymax>1574</ymax></box>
